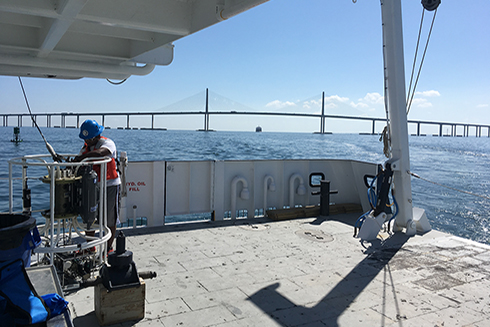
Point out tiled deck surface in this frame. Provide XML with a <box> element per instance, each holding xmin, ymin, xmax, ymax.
<box><xmin>66</xmin><ymin>213</ymin><xmax>490</xmax><ymax>326</ymax></box>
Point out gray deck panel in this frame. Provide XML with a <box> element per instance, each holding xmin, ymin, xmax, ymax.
<box><xmin>65</xmin><ymin>213</ymin><xmax>490</xmax><ymax>326</ymax></box>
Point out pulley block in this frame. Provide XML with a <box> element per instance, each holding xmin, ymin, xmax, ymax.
<box><xmin>421</xmin><ymin>0</ymin><xmax>441</xmax><ymax>11</ymax></box>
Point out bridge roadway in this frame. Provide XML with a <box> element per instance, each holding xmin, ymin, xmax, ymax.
<box><xmin>2</xmin><ymin>111</ymin><xmax>489</xmax><ymax>137</ymax></box>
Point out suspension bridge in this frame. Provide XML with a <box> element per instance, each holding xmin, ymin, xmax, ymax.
<box><xmin>2</xmin><ymin>90</ymin><xmax>489</xmax><ymax>137</ymax></box>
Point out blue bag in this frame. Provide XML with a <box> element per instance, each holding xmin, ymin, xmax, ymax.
<box><xmin>0</xmin><ymin>259</ymin><xmax>51</xmax><ymax>325</ymax></box>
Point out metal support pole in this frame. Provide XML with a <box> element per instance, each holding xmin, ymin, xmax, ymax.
<box><xmin>381</xmin><ymin>0</ymin><xmax>414</xmax><ymax>230</ymax></box>
<box><xmin>320</xmin><ymin>181</ymin><xmax>330</xmax><ymax>216</ymax></box>
<box><xmin>205</xmin><ymin>88</ymin><xmax>209</xmax><ymax>131</ymax></box>
<box><xmin>319</xmin><ymin>180</ymin><xmax>338</xmax><ymax>217</ymax></box>
<box><xmin>8</xmin><ymin>161</ymin><xmax>13</xmax><ymax>213</ymax></box>
<box><xmin>49</xmin><ymin>165</ymin><xmax>56</xmax><ymax>264</ymax></box>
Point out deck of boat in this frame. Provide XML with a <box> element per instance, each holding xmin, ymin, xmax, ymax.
<box><xmin>65</xmin><ymin>213</ymin><xmax>490</xmax><ymax>327</ymax></box>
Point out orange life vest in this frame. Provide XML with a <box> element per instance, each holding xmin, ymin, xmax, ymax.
<box><xmin>82</xmin><ymin>136</ymin><xmax>119</xmax><ymax>181</ymax></box>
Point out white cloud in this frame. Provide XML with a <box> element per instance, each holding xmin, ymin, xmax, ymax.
<box><xmin>324</xmin><ymin>95</ymin><xmax>349</xmax><ymax>103</ymax></box>
<box><xmin>415</xmin><ymin>90</ymin><xmax>440</xmax><ymax>97</ymax></box>
<box><xmin>477</xmin><ymin>104</ymin><xmax>489</xmax><ymax>108</ymax></box>
<box><xmin>349</xmin><ymin>102</ymin><xmax>369</xmax><ymax>108</ymax></box>
<box><xmin>410</xmin><ymin>98</ymin><xmax>432</xmax><ymax>108</ymax></box>
<box><xmin>302</xmin><ymin>99</ymin><xmax>321</xmax><ymax>109</ymax></box>
<box><xmin>265</xmin><ymin>100</ymin><xmax>297</xmax><ymax>109</ymax></box>
<box><xmin>359</xmin><ymin>92</ymin><xmax>384</xmax><ymax>104</ymax></box>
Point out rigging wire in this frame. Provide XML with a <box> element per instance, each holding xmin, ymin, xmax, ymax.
<box><xmin>380</xmin><ymin>0</ymin><xmax>391</xmax><ymax>158</ymax></box>
<box><xmin>18</xmin><ymin>76</ymin><xmax>63</xmax><ymax>162</ymax></box>
<box><xmin>408</xmin><ymin>171</ymin><xmax>490</xmax><ymax>201</ymax></box>
<box><xmin>406</xmin><ymin>8</ymin><xmax>425</xmax><ymax>109</ymax></box>
<box><xmin>406</xmin><ymin>8</ymin><xmax>438</xmax><ymax>115</ymax></box>
<box><xmin>381</xmin><ymin>4</ymin><xmax>439</xmax><ymax>157</ymax></box>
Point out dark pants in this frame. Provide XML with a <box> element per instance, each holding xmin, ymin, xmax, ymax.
<box><xmin>106</xmin><ymin>185</ymin><xmax>120</xmax><ymax>250</ymax></box>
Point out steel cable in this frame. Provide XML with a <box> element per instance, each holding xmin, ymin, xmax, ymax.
<box><xmin>408</xmin><ymin>171</ymin><xmax>490</xmax><ymax>201</ymax></box>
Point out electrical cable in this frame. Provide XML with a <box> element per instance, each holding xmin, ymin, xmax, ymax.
<box><xmin>106</xmin><ymin>78</ymin><xmax>128</xmax><ymax>85</ymax></box>
<box><xmin>18</xmin><ymin>77</ymin><xmax>63</xmax><ymax>162</ymax></box>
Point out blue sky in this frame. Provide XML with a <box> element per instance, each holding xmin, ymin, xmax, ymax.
<box><xmin>1</xmin><ymin>0</ymin><xmax>489</xmax><ymax>133</ymax></box>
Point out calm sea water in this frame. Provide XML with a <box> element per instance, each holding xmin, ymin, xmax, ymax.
<box><xmin>1</xmin><ymin>126</ymin><xmax>489</xmax><ymax>244</ymax></box>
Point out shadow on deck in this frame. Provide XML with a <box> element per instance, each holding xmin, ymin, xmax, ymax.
<box><xmin>247</xmin><ymin>233</ymin><xmax>410</xmax><ymax>327</ymax></box>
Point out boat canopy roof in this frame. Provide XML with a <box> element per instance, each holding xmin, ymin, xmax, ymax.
<box><xmin>0</xmin><ymin>0</ymin><xmax>268</xmax><ymax>80</ymax></box>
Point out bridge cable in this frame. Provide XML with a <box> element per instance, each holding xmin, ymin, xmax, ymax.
<box><xmin>408</xmin><ymin>171</ymin><xmax>490</xmax><ymax>201</ymax></box>
<box><xmin>406</xmin><ymin>8</ymin><xmax>438</xmax><ymax>115</ymax></box>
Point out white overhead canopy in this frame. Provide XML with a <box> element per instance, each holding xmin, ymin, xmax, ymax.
<box><xmin>0</xmin><ymin>0</ymin><xmax>268</xmax><ymax>80</ymax></box>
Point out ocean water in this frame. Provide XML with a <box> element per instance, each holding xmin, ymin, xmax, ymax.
<box><xmin>1</xmin><ymin>126</ymin><xmax>489</xmax><ymax>245</ymax></box>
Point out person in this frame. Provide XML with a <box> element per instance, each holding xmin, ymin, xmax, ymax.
<box><xmin>74</xmin><ymin>119</ymin><xmax>120</xmax><ymax>253</ymax></box>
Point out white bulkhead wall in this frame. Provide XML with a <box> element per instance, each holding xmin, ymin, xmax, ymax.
<box><xmin>124</xmin><ymin>159</ymin><xmax>377</xmax><ymax>226</ymax></box>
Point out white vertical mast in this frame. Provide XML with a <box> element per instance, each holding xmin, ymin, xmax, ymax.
<box><xmin>380</xmin><ymin>0</ymin><xmax>414</xmax><ymax>232</ymax></box>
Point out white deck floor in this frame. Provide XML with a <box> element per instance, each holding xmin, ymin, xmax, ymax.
<box><xmin>65</xmin><ymin>213</ymin><xmax>490</xmax><ymax>327</ymax></box>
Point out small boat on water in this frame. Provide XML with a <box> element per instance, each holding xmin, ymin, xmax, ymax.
<box><xmin>255</xmin><ymin>126</ymin><xmax>262</xmax><ymax>132</ymax></box>
<box><xmin>2</xmin><ymin>1</ymin><xmax>490</xmax><ymax>327</ymax></box>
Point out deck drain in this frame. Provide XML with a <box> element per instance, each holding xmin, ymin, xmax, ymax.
<box><xmin>295</xmin><ymin>229</ymin><xmax>334</xmax><ymax>243</ymax></box>
<box><xmin>239</xmin><ymin>223</ymin><xmax>270</xmax><ymax>231</ymax></box>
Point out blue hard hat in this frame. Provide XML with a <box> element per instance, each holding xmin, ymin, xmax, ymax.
<box><xmin>79</xmin><ymin>120</ymin><xmax>104</xmax><ymax>140</ymax></box>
